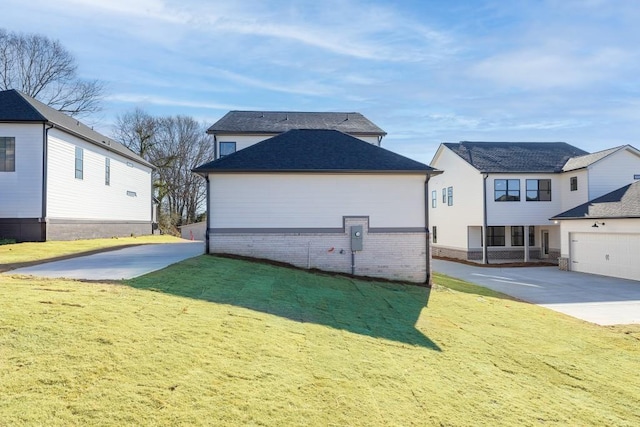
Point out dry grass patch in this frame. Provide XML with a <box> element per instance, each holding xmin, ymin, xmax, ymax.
<box><xmin>0</xmin><ymin>256</ymin><xmax>638</xmax><ymax>426</ymax></box>
<box><xmin>0</xmin><ymin>235</ymin><xmax>183</xmax><ymax>272</ymax></box>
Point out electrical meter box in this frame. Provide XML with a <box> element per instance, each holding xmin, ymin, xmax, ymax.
<box><xmin>351</xmin><ymin>225</ymin><xmax>363</xmax><ymax>251</ymax></box>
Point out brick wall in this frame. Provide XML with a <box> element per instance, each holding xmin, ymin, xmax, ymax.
<box><xmin>209</xmin><ymin>217</ymin><xmax>428</xmax><ymax>283</ymax></box>
<box><xmin>46</xmin><ymin>220</ymin><xmax>152</xmax><ymax>241</ymax></box>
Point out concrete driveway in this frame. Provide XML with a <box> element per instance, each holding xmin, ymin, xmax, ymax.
<box><xmin>433</xmin><ymin>259</ymin><xmax>640</xmax><ymax>325</ymax></box>
<box><xmin>5</xmin><ymin>241</ymin><xmax>204</xmax><ymax>281</ymax></box>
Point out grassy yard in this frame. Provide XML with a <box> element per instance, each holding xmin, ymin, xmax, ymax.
<box><xmin>1</xmin><ymin>253</ymin><xmax>639</xmax><ymax>426</ymax></box>
<box><xmin>0</xmin><ymin>235</ymin><xmax>183</xmax><ymax>272</ymax></box>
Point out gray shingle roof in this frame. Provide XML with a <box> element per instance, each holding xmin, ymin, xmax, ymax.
<box><xmin>0</xmin><ymin>89</ymin><xmax>153</xmax><ymax>168</ymax></box>
<box><xmin>443</xmin><ymin>141</ymin><xmax>588</xmax><ymax>173</ymax></box>
<box><xmin>207</xmin><ymin>110</ymin><xmax>386</xmax><ymax>136</ymax></box>
<box><xmin>193</xmin><ymin>129</ymin><xmax>437</xmax><ymax>174</ymax></box>
<box><xmin>552</xmin><ymin>181</ymin><xmax>640</xmax><ymax>219</ymax></box>
<box><xmin>562</xmin><ymin>146</ymin><xmax>624</xmax><ymax>172</ymax></box>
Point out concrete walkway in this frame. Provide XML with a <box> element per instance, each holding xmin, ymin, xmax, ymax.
<box><xmin>433</xmin><ymin>259</ymin><xmax>640</xmax><ymax>325</ymax></box>
<box><xmin>5</xmin><ymin>241</ymin><xmax>205</xmax><ymax>281</ymax></box>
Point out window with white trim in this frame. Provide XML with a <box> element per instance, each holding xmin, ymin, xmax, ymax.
<box><xmin>105</xmin><ymin>158</ymin><xmax>111</xmax><ymax>186</ymax></box>
<box><xmin>447</xmin><ymin>186</ymin><xmax>453</xmax><ymax>206</ymax></box>
<box><xmin>75</xmin><ymin>147</ymin><xmax>83</xmax><ymax>180</ymax></box>
<box><xmin>431</xmin><ymin>190</ymin><xmax>437</xmax><ymax>208</ymax></box>
<box><xmin>0</xmin><ymin>137</ymin><xmax>15</xmax><ymax>172</ymax></box>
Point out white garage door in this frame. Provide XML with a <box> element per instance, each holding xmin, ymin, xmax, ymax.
<box><xmin>570</xmin><ymin>233</ymin><xmax>640</xmax><ymax>281</ymax></box>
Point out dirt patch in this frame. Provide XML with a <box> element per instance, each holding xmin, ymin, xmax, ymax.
<box><xmin>434</xmin><ymin>255</ymin><xmax>557</xmax><ymax>268</ymax></box>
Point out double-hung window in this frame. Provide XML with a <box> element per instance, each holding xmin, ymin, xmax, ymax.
<box><xmin>526</xmin><ymin>179</ymin><xmax>551</xmax><ymax>201</ymax></box>
<box><xmin>447</xmin><ymin>186</ymin><xmax>453</xmax><ymax>206</ymax></box>
<box><xmin>495</xmin><ymin>179</ymin><xmax>520</xmax><ymax>201</ymax></box>
<box><xmin>432</xmin><ymin>226</ymin><xmax>437</xmax><ymax>243</ymax></box>
<box><xmin>431</xmin><ymin>190</ymin><xmax>437</xmax><ymax>208</ymax></box>
<box><xmin>570</xmin><ymin>176</ymin><xmax>577</xmax><ymax>191</ymax></box>
<box><xmin>0</xmin><ymin>137</ymin><xmax>15</xmax><ymax>172</ymax></box>
<box><xmin>442</xmin><ymin>188</ymin><xmax>446</xmax><ymax>203</ymax></box>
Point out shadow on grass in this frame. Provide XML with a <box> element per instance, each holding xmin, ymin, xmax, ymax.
<box><xmin>126</xmin><ymin>255</ymin><xmax>441</xmax><ymax>350</ymax></box>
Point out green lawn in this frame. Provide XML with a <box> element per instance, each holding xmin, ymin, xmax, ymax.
<box><xmin>1</xmin><ymin>254</ymin><xmax>639</xmax><ymax>426</ymax></box>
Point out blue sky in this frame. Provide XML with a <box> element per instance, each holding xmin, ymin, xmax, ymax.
<box><xmin>3</xmin><ymin>0</ymin><xmax>640</xmax><ymax>163</ymax></box>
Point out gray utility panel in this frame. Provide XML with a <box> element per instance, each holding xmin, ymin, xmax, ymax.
<box><xmin>351</xmin><ymin>225</ymin><xmax>363</xmax><ymax>251</ymax></box>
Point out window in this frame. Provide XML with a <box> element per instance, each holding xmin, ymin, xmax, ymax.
<box><xmin>0</xmin><ymin>137</ymin><xmax>15</xmax><ymax>172</ymax></box>
<box><xmin>486</xmin><ymin>226</ymin><xmax>505</xmax><ymax>246</ymax></box>
<box><xmin>511</xmin><ymin>226</ymin><xmax>536</xmax><ymax>246</ymax></box>
<box><xmin>105</xmin><ymin>158</ymin><xmax>111</xmax><ymax>186</ymax></box>
<box><xmin>447</xmin><ymin>186</ymin><xmax>453</xmax><ymax>206</ymax></box>
<box><xmin>570</xmin><ymin>176</ymin><xmax>577</xmax><ymax>191</ymax></box>
<box><xmin>219</xmin><ymin>142</ymin><xmax>236</xmax><ymax>157</ymax></box>
<box><xmin>431</xmin><ymin>190</ymin><xmax>437</xmax><ymax>208</ymax></box>
<box><xmin>126</xmin><ymin>191</ymin><xmax>137</xmax><ymax>197</ymax></box>
<box><xmin>442</xmin><ymin>188</ymin><xmax>446</xmax><ymax>203</ymax></box>
<box><xmin>432</xmin><ymin>226</ymin><xmax>437</xmax><ymax>243</ymax></box>
<box><xmin>75</xmin><ymin>147</ymin><xmax>83</xmax><ymax>179</ymax></box>
<box><xmin>526</xmin><ymin>179</ymin><xmax>551</xmax><ymax>201</ymax></box>
<box><xmin>494</xmin><ymin>179</ymin><xmax>520</xmax><ymax>201</ymax></box>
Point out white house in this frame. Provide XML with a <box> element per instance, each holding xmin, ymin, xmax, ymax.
<box><xmin>551</xmin><ymin>181</ymin><xmax>640</xmax><ymax>281</ymax></box>
<box><xmin>0</xmin><ymin>89</ymin><xmax>154</xmax><ymax>242</ymax></box>
<box><xmin>193</xmin><ymin>129</ymin><xmax>441</xmax><ymax>283</ymax></box>
<box><xmin>207</xmin><ymin>110</ymin><xmax>387</xmax><ymax>159</ymax></box>
<box><xmin>428</xmin><ymin>141</ymin><xmax>640</xmax><ymax>264</ymax></box>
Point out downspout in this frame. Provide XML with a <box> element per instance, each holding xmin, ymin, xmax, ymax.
<box><xmin>482</xmin><ymin>173</ymin><xmax>489</xmax><ymax>264</ymax></box>
<box><xmin>425</xmin><ymin>175</ymin><xmax>432</xmax><ymax>286</ymax></box>
<box><xmin>205</xmin><ymin>174</ymin><xmax>211</xmax><ymax>254</ymax></box>
<box><xmin>41</xmin><ymin>123</ymin><xmax>54</xmax><ymax>241</ymax></box>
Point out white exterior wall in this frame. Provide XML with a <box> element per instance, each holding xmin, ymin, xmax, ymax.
<box><xmin>0</xmin><ymin>123</ymin><xmax>43</xmax><ymax>217</ymax></box>
<box><xmin>588</xmin><ymin>149</ymin><xmax>640</xmax><ymax>200</ymax></box>
<box><xmin>209</xmin><ymin>173</ymin><xmax>425</xmax><ymax>229</ymax></box>
<box><xmin>486</xmin><ymin>173</ymin><xmax>562</xmax><ymax>226</ymax></box>
<box><xmin>428</xmin><ymin>147</ymin><xmax>484</xmax><ymax>252</ymax></box>
<box><xmin>46</xmin><ymin>129</ymin><xmax>152</xmax><ymax>222</ymax></box>
<box><xmin>559</xmin><ymin>169</ymin><xmax>589</xmax><ymax>212</ymax></box>
<box><xmin>215</xmin><ymin>133</ymin><xmax>380</xmax><ymax>159</ymax></box>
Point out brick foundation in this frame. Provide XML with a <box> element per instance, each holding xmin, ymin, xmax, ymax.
<box><xmin>209</xmin><ymin>217</ymin><xmax>428</xmax><ymax>283</ymax></box>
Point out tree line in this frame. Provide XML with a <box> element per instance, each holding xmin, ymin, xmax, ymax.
<box><xmin>1</xmin><ymin>28</ymin><xmax>213</xmax><ymax>234</ymax></box>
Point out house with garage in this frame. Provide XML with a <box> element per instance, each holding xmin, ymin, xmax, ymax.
<box><xmin>193</xmin><ymin>129</ymin><xmax>441</xmax><ymax>283</ymax></box>
<box><xmin>428</xmin><ymin>141</ymin><xmax>640</xmax><ymax>264</ymax></box>
<box><xmin>0</xmin><ymin>89</ymin><xmax>154</xmax><ymax>242</ymax></box>
<box><xmin>207</xmin><ymin>110</ymin><xmax>387</xmax><ymax>159</ymax></box>
<box><xmin>551</xmin><ymin>178</ymin><xmax>640</xmax><ymax>281</ymax></box>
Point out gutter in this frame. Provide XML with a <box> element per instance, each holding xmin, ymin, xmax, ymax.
<box><xmin>205</xmin><ymin>174</ymin><xmax>211</xmax><ymax>254</ymax></box>
<box><xmin>41</xmin><ymin>123</ymin><xmax>54</xmax><ymax>241</ymax></box>
<box><xmin>482</xmin><ymin>173</ymin><xmax>489</xmax><ymax>264</ymax></box>
<box><xmin>424</xmin><ymin>175</ymin><xmax>432</xmax><ymax>286</ymax></box>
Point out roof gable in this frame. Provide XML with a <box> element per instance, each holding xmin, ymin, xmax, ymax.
<box><xmin>0</xmin><ymin>89</ymin><xmax>152</xmax><ymax>168</ymax></box>
<box><xmin>562</xmin><ymin>146</ymin><xmax>627</xmax><ymax>172</ymax></box>
<box><xmin>444</xmin><ymin>141</ymin><xmax>588</xmax><ymax>173</ymax></box>
<box><xmin>193</xmin><ymin>129</ymin><xmax>437</xmax><ymax>174</ymax></box>
<box><xmin>552</xmin><ymin>181</ymin><xmax>640</xmax><ymax>219</ymax></box>
<box><xmin>207</xmin><ymin>110</ymin><xmax>386</xmax><ymax>136</ymax></box>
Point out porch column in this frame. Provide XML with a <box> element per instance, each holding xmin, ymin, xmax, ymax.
<box><xmin>524</xmin><ymin>225</ymin><xmax>530</xmax><ymax>262</ymax></box>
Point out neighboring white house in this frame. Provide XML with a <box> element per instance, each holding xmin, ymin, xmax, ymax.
<box><xmin>551</xmin><ymin>181</ymin><xmax>640</xmax><ymax>281</ymax></box>
<box><xmin>0</xmin><ymin>89</ymin><xmax>154</xmax><ymax>242</ymax></box>
<box><xmin>193</xmin><ymin>129</ymin><xmax>441</xmax><ymax>283</ymax></box>
<box><xmin>428</xmin><ymin>141</ymin><xmax>640</xmax><ymax>264</ymax></box>
<box><xmin>207</xmin><ymin>110</ymin><xmax>387</xmax><ymax>159</ymax></box>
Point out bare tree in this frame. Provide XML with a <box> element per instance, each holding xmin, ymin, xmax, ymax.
<box><xmin>0</xmin><ymin>28</ymin><xmax>103</xmax><ymax>116</ymax></box>
<box><xmin>112</xmin><ymin>109</ymin><xmax>214</xmax><ymax>234</ymax></box>
<box><xmin>113</xmin><ymin>108</ymin><xmax>158</xmax><ymax>158</ymax></box>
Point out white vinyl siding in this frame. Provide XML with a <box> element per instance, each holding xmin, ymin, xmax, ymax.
<box><xmin>428</xmin><ymin>146</ymin><xmax>484</xmax><ymax>251</ymax></box>
<box><xmin>0</xmin><ymin>124</ymin><xmax>43</xmax><ymax>217</ymax></box>
<box><xmin>587</xmin><ymin>148</ymin><xmax>640</xmax><ymax>200</ymax></box>
<box><xmin>46</xmin><ymin>129</ymin><xmax>151</xmax><ymax>222</ymax></box>
<box><xmin>209</xmin><ymin>173</ymin><xmax>425</xmax><ymax>229</ymax></box>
